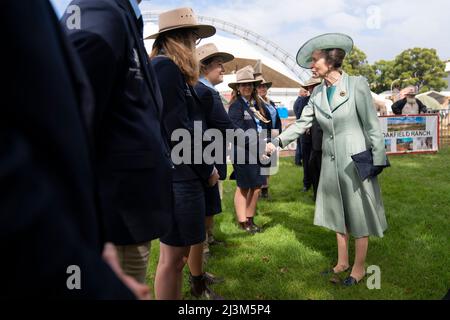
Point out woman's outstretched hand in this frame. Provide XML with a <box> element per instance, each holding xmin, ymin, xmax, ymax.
<box><xmin>265</xmin><ymin>142</ymin><xmax>277</xmax><ymax>156</ymax></box>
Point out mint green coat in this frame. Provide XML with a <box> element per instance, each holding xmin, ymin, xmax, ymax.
<box><xmin>278</xmin><ymin>72</ymin><xmax>388</xmax><ymax>237</ymax></box>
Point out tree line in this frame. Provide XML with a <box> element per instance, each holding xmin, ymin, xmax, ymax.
<box><xmin>342</xmin><ymin>47</ymin><xmax>448</xmax><ymax>94</ymax></box>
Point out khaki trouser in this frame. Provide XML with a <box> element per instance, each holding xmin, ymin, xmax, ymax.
<box><xmin>116</xmin><ymin>242</ymin><xmax>150</xmax><ymax>284</ymax></box>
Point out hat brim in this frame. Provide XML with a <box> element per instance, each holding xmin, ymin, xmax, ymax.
<box><xmin>146</xmin><ymin>24</ymin><xmax>216</xmax><ymax>40</ymax></box>
<box><xmin>258</xmin><ymin>82</ymin><xmax>273</xmax><ymax>89</ymax></box>
<box><xmin>200</xmin><ymin>52</ymin><xmax>235</xmax><ymax>64</ymax></box>
<box><xmin>296</xmin><ymin>33</ymin><xmax>354</xmax><ymax>69</ymax></box>
<box><xmin>300</xmin><ymin>80</ymin><xmax>322</xmax><ymax>88</ymax></box>
<box><xmin>228</xmin><ymin>80</ymin><xmax>262</xmax><ymax>91</ymax></box>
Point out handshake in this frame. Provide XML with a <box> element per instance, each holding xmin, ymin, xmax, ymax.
<box><xmin>265</xmin><ymin>140</ymin><xmax>278</xmax><ymax>157</ymax></box>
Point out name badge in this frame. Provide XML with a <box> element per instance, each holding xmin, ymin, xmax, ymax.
<box><xmin>244</xmin><ymin>111</ymin><xmax>252</xmax><ymax>120</ymax></box>
<box><xmin>129</xmin><ymin>49</ymin><xmax>143</xmax><ymax>80</ymax></box>
<box><xmin>185</xmin><ymin>84</ymin><xmax>193</xmax><ymax>97</ymax></box>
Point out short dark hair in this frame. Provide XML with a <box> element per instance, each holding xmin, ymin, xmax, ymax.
<box><xmin>320</xmin><ymin>48</ymin><xmax>346</xmax><ymax>69</ymax></box>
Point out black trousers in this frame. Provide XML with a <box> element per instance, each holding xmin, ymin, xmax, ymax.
<box><xmin>309</xmin><ymin>150</ymin><xmax>322</xmax><ymax>200</ymax></box>
<box><xmin>301</xmin><ymin>141</ymin><xmax>312</xmax><ymax>188</ymax></box>
<box><xmin>295</xmin><ymin>138</ymin><xmax>302</xmax><ymax>165</ymax></box>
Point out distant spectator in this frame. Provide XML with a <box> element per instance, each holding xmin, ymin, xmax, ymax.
<box><xmin>392</xmin><ymin>86</ymin><xmax>427</xmax><ymax>115</ymax></box>
<box><xmin>295</xmin><ymin>77</ymin><xmax>322</xmax><ymax>192</ymax></box>
<box><xmin>293</xmin><ymin>88</ymin><xmax>309</xmax><ymax>165</ymax></box>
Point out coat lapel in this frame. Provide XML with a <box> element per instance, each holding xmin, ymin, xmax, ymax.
<box><xmin>330</xmin><ymin>72</ymin><xmax>350</xmax><ymax>113</ymax></box>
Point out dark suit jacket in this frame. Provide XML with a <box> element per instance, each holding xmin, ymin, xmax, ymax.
<box><xmin>194</xmin><ymin>81</ymin><xmax>236</xmax><ymax>180</ymax></box>
<box><xmin>392</xmin><ymin>98</ymin><xmax>428</xmax><ymax>115</ymax></box>
<box><xmin>1</xmin><ymin>0</ymin><xmax>134</xmax><ymax>298</ymax></box>
<box><xmin>228</xmin><ymin>97</ymin><xmax>271</xmax><ymax>164</ymax></box>
<box><xmin>152</xmin><ymin>56</ymin><xmax>214</xmax><ymax>182</ymax></box>
<box><xmin>62</xmin><ymin>0</ymin><xmax>173</xmax><ymax>245</ymax></box>
<box><xmin>268</xmin><ymin>100</ymin><xmax>283</xmax><ymax>133</ymax></box>
<box><xmin>293</xmin><ymin>96</ymin><xmax>310</xmax><ymax>119</ymax></box>
<box><xmin>294</xmin><ymin>96</ymin><xmax>313</xmax><ymax>144</ymax></box>
<box><xmin>310</xmin><ymin>120</ymin><xmax>323</xmax><ymax>152</ymax></box>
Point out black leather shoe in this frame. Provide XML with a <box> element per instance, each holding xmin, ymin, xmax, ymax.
<box><xmin>190</xmin><ymin>274</ymin><xmax>225</xmax><ymax>300</ymax></box>
<box><xmin>302</xmin><ymin>186</ymin><xmax>311</xmax><ymax>192</ymax></box>
<box><xmin>342</xmin><ymin>274</ymin><xmax>366</xmax><ymax>287</ymax></box>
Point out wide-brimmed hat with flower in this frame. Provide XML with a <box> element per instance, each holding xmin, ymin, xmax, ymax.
<box><xmin>196</xmin><ymin>43</ymin><xmax>234</xmax><ymax>64</ymax></box>
<box><xmin>296</xmin><ymin>33</ymin><xmax>354</xmax><ymax>69</ymax></box>
<box><xmin>228</xmin><ymin>66</ymin><xmax>262</xmax><ymax>90</ymax></box>
<box><xmin>146</xmin><ymin>7</ymin><xmax>216</xmax><ymax>40</ymax></box>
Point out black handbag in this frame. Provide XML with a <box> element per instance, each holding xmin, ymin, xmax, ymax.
<box><xmin>351</xmin><ymin>149</ymin><xmax>390</xmax><ymax>181</ymax></box>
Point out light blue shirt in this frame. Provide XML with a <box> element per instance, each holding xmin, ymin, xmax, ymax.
<box><xmin>199</xmin><ymin>77</ymin><xmax>217</xmax><ymax>91</ymax></box>
<box><xmin>129</xmin><ymin>0</ymin><xmax>141</xmax><ymax>19</ymax></box>
<box><xmin>264</xmin><ymin>101</ymin><xmax>278</xmax><ymax>126</ymax></box>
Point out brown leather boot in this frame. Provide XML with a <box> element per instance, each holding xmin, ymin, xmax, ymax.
<box><xmin>189</xmin><ymin>274</ymin><xmax>224</xmax><ymax>300</ymax></box>
<box><xmin>247</xmin><ymin>217</ymin><xmax>262</xmax><ymax>233</ymax></box>
<box><xmin>239</xmin><ymin>221</ymin><xmax>256</xmax><ymax>234</ymax></box>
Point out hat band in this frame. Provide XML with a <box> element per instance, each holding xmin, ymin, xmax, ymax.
<box><xmin>159</xmin><ymin>22</ymin><xmax>198</xmax><ymax>33</ymax></box>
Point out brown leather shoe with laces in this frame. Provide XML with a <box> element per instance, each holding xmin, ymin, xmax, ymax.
<box><xmin>189</xmin><ymin>274</ymin><xmax>224</xmax><ymax>300</ymax></box>
<box><xmin>246</xmin><ymin>217</ymin><xmax>263</xmax><ymax>233</ymax></box>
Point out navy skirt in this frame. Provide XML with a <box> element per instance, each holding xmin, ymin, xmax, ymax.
<box><xmin>205</xmin><ymin>184</ymin><xmax>222</xmax><ymax>216</ymax></box>
<box><xmin>231</xmin><ymin>163</ymin><xmax>266</xmax><ymax>189</ymax></box>
<box><xmin>160</xmin><ymin>179</ymin><xmax>206</xmax><ymax>247</ymax></box>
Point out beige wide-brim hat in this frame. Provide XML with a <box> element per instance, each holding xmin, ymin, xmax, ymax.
<box><xmin>254</xmin><ymin>74</ymin><xmax>273</xmax><ymax>89</ymax></box>
<box><xmin>197</xmin><ymin>43</ymin><xmax>234</xmax><ymax>64</ymax></box>
<box><xmin>228</xmin><ymin>66</ymin><xmax>262</xmax><ymax>90</ymax></box>
<box><xmin>300</xmin><ymin>77</ymin><xmax>322</xmax><ymax>88</ymax></box>
<box><xmin>296</xmin><ymin>33</ymin><xmax>354</xmax><ymax>69</ymax></box>
<box><xmin>146</xmin><ymin>7</ymin><xmax>216</xmax><ymax>40</ymax></box>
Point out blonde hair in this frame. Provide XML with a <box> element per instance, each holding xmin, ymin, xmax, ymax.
<box><xmin>151</xmin><ymin>29</ymin><xmax>199</xmax><ymax>86</ymax></box>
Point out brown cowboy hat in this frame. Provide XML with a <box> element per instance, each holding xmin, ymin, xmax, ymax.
<box><xmin>254</xmin><ymin>74</ymin><xmax>273</xmax><ymax>89</ymax></box>
<box><xmin>196</xmin><ymin>43</ymin><xmax>234</xmax><ymax>64</ymax></box>
<box><xmin>228</xmin><ymin>66</ymin><xmax>262</xmax><ymax>90</ymax></box>
<box><xmin>146</xmin><ymin>7</ymin><xmax>216</xmax><ymax>40</ymax></box>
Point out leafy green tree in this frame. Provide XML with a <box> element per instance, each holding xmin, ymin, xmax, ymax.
<box><xmin>372</xmin><ymin>60</ymin><xmax>396</xmax><ymax>93</ymax></box>
<box><xmin>342</xmin><ymin>46</ymin><xmax>376</xmax><ymax>87</ymax></box>
<box><xmin>388</xmin><ymin>48</ymin><xmax>447</xmax><ymax>93</ymax></box>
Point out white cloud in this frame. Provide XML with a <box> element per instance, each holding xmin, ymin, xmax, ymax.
<box><xmin>142</xmin><ymin>0</ymin><xmax>450</xmax><ymax>62</ymax></box>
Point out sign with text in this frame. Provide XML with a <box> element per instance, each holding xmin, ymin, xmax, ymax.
<box><xmin>379</xmin><ymin>114</ymin><xmax>439</xmax><ymax>154</ymax></box>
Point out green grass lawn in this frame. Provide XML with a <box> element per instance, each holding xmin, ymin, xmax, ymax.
<box><xmin>147</xmin><ymin>147</ymin><xmax>450</xmax><ymax>300</ymax></box>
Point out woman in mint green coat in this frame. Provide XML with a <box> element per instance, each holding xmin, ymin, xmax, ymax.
<box><xmin>266</xmin><ymin>34</ymin><xmax>388</xmax><ymax>287</ymax></box>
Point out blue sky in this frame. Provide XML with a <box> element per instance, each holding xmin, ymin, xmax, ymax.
<box><xmin>388</xmin><ymin>117</ymin><xmax>426</xmax><ymax>125</ymax></box>
<box><xmin>51</xmin><ymin>0</ymin><xmax>450</xmax><ymax>63</ymax></box>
